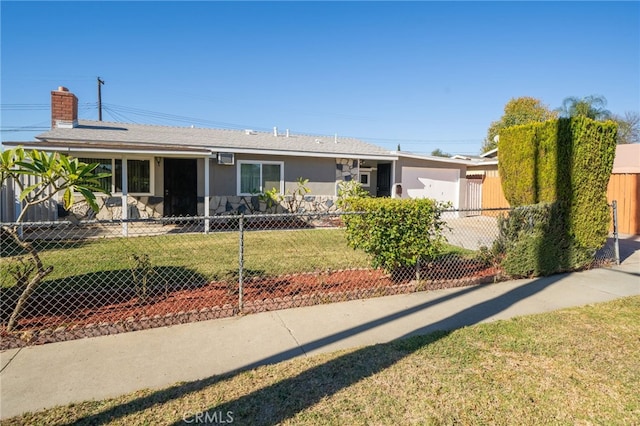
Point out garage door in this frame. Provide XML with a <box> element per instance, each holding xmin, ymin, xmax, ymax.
<box><xmin>401</xmin><ymin>167</ymin><xmax>460</xmax><ymax>208</ymax></box>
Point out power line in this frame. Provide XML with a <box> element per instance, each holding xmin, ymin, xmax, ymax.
<box><xmin>103</xmin><ymin>105</ymin><xmax>140</xmax><ymax>124</ymax></box>
<box><xmin>1</xmin><ymin>100</ymin><xmax>483</xmax><ymax>148</ymax></box>
<box><xmin>103</xmin><ymin>103</ymin><xmax>483</xmax><ymax>145</ymax></box>
<box><xmin>102</xmin><ymin>103</ymin><xmax>270</xmax><ymax>131</ymax></box>
<box><xmin>0</xmin><ymin>128</ymin><xmax>49</xmax><ymax>132</ymax></box>
<box><xmin>1</xmin><ymin>102</ymin><xmax>96</xmax><ymax>111</ymax></box>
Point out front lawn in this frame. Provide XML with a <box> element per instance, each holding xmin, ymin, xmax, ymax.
<box><xmin>1</xmin><ymin>228</ymin><xmax>473</xmax><ymax>291</ymax></box>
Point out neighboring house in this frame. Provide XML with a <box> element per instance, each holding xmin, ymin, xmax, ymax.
<box><xmin>607</xmin><ymin>144</ymin><xmax>640</xmax><ymax>235</ymax></box>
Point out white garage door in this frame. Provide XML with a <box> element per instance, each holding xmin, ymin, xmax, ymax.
<box><xmin>401</xmin><ymin>167</ymin><xmax>460</xmax><ymax>208</ymax></box>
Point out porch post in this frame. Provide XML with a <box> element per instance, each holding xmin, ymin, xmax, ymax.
<box><xmin>391</xmin><ymin>160</ymin><xmax>397</xmax><ymax>198</ymax></box>
<box><xmin>121</xmin><ymin>158</ymin><xmax>129</xmax><ymax>237</ymax></box>
<box><xmin>204</xmin><ymin>156</ymin><xmax>210</xmax><ymax>234</ymax></box>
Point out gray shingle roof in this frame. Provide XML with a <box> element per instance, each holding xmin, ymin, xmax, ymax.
<box><xmin>35</xmin><ymin>120</ymin><xmax>395</xmax><ymax>159</ymax></box>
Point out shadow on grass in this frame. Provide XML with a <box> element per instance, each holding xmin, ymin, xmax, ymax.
<box><xmin>0</xmin><ymin>267</ymin><xmax>209</xmax><ymax>324</ymax></box>
<box><xmin>0</xmin><ymin>231</ymin><xmax>91</xmax><ymax>257</ymax></box>
<box><xmin>64</xmin><ymin>272</ymin><xmax>568</xmax><ymax>426</ymax></box>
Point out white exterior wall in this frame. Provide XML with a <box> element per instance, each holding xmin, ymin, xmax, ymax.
<box><xmin>399</xmin><ymin>166</ymin><xmax>466</xmax><ymax>217</ymax></box>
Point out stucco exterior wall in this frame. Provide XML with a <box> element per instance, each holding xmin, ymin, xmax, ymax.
<box><xmin>210</xmin><ymin>154</ymin><xmax>338</xmax><ymax>197</ymax></box>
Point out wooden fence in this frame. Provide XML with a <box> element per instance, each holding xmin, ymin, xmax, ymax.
<box><xmin>480</xmin><ymin>174</ymin><xmax>639</xmax><ymax>235</ymax></box>
<box><xmin>481</xmin><ymin>176</ymin><xmax>509</xmax><ymax>216</ymax></box>
<box><xmin>607</xmin><ymin>174</ymin><xmax>640</xmax><ymax>235</ymax></box>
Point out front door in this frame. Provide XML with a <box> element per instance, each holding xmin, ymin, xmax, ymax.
<box><xmin>164</xmin><ymin>158</ymin><xmax>197</xmax><ymax>217</ymax></box>
<box><xmin>376</xmin><ymin>163</ymin><xmax>391</xmax><ymax>197</ymax></box>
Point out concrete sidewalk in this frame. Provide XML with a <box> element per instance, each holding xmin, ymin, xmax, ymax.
<box><xmin>1</xmin><ymin>248</ymin><xmax>639</xmax><ymax>419</ymax></box>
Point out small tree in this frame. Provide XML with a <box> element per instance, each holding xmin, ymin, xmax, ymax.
<box><xmin>283</xmin><ymin>177</ymin><xmax>311</xmax><ymax>213</ymax></box>
<box><xmin>556</xmin><ymin>95</ymin><xmax>612</xmax><ymax>121</ymax></box>
<box><xmin>613</xmin><ymin>111</ymin><xmax>640</xmax><ymax>144</ymax></box>
<box><xmin>336</xmin><ymin>180</ymin><xmax>370</xmax><ymax>210</ymax></box>
<box><xmin>1</xmin><ymin>147</ymin><xmax>109</xmax><ymax>331</ymax></box>
<box><xmin>482</xmin><ymin>97</ymin><xmax>557</xmax><ymax>153</ymax></box>
<box><xmin>430</xmin><ymin>148</ymin><xmax>451</xmax><ymax>158</ymax></box>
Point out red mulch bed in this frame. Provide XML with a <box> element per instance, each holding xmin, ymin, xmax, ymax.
<box><xmin>0</xmin><ymin>261</ymin><xmax>501</xmax><ymax>350</ymax></box>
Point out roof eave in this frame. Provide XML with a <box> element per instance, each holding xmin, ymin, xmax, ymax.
<box><xmin>4</xmin><ymin>140</ymin><xmax>397</xmax><ymax>161</ymax></box>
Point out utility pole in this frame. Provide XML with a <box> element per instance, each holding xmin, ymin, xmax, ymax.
<box><xmin>97</xmin><ymin>77</ymin><xmax>105</xmax><ymax>121</ymax></box>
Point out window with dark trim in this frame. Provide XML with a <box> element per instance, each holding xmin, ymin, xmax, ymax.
<box><xmin>115</xmin><ymin>159</ymin><xmax>150</xmax><ymax>193</ymax></box>
<box><xmin>77</xmin><ymin>157</ymin><xmax>112</xmax><ymax>193</ymax></box>
<box><xmin>76</xmin><ymin>157</ymin><xmax>151</xmax><ymax>194</ymax></box>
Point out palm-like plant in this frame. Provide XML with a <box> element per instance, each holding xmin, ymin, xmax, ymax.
<box><xmin>1</xmin><ymin>147</ymin><xmax>110</xmax><ymax>331</ymax></box>
<box><xmin>557</xmin><ymin>95</ymin><xmax>612</xmax><ymax>121</ymax></box>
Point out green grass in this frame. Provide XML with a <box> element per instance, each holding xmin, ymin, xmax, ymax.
<box><xmin>0</xmin><ymin>229</ymin><xmax>369</xmax><ymax>289</ymax></box>
<box><xmin>1</xmin><ymin>228</ymin><xmax>472</xmax><ymax>290</ymax></box>
<box><xmin>5</xmin><ymin>296</ymin><xmax>639</xmax><ymax>425</ymax></box>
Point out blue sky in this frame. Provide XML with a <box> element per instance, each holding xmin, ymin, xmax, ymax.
<box><xmin>1</xmin><ymin>1</ymin><xmax>638</xmax><ymax>154</ymax></box>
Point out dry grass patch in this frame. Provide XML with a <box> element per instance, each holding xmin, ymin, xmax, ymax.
<box><xmin>5</xmin><ymin>296</ymin><xmax>639</xmax><ymax>425</ymax></box>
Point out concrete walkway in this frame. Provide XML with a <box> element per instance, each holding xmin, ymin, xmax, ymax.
<box><xmin>1</xmin><ymin>241</ymin><xmax>639</xmax><ymax>419</ymax></box>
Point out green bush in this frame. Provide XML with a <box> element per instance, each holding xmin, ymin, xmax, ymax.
<box><xmin>343</xmin><ymin>198</ymin><xmax>448</xmax><ymax>272</ymax></box>
<box><xmin>495</xmin><ymin>203</ymin><xmax>594</xmax><ymax>277</ymax></box>
<box><xmin>497</xmin><ymin>116</ymin><xmax>617</xmax><ymax>275</ymax></box>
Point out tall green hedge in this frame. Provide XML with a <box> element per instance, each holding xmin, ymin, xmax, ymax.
<box><xmin>343</xmin><ymin>198</ymin><xmax>448</xmax><ymax>272</ymax></box>
<box><xmin>497</xmin><ymin>116</ymin><xmax>617</xmax><ymax>276</ymax></box>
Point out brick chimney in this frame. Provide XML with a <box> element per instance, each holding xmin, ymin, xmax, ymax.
<box><xmin>51</xmin><ymin>86</ymin><xmax>78</xmax><ymax>128</ymax></box>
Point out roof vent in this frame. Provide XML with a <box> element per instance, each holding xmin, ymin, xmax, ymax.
<box><xmin>244</xmin><ymin>129</ymin><xmax>257</xmax><ymax>135</ymax></box>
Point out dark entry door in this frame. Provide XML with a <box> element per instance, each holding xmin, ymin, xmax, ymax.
<box><xmin>164</xmin><ymin>159</ymin><xmax>197</xmax><ymax>217</ymax></box>
<box><xmin>376</xmin><ymin>163</ymin><xmax>391</xmax><ymax>197</ymax></box>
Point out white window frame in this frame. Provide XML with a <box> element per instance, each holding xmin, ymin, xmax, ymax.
<box><xmin>360</xmin><ymin>171</ymin><xmax>371</xmax><ymax>187</ymax></box>
<box><xmin>75</xmin><ymin>156</ymin><xmax>154</xmax><ymax>196</ymax></box>
<box><xmin>237</xmin><ymin>160</ymin><xmax>284</xmax><ymax>196</ymax></box>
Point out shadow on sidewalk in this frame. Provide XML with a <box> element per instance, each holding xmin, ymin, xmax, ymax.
<box><xmin>66</xmin><ymin>272</ymin><xmax>569</xmax><ymax>426</ymax></box>
<box><xmin>617</xmin><ymin>235</ymin><xmax>640</xmax><ymax>263</ymax></box>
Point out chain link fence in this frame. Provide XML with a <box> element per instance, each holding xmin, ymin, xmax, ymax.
<box><xmin>1</xmin><ymin>206</ymin><xmax>620</xmax><ymax>349</ymax></box>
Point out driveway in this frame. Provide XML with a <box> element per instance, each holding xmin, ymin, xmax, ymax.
<box><xmin>443</xmin><ymin>215</ymin><xmax>500</xmax><ymax>251</ymax></box>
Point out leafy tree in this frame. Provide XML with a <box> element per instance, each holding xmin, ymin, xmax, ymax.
<box><xmin>430</xmin><ymin>148</ymin><xmax>451</xmax><ymax>158</ymax></box>
<box><xmin>556</xmin><ymin>95</ymin><xmax>612</xmax><ymax>121</ymax></box>
<box><xmin>1</xmin><ymin>147</ymin><xmax>109</xmax><ymax>331</ymax></box>
<box><xmin>612</xmin><ymin>111</ymin><xmax>640</xmax><ymax>144</ymax></box>
<box><xmin>482</xmin><ymin>97</ymin><xmax>557</xmax><ymax>153</ymax></box>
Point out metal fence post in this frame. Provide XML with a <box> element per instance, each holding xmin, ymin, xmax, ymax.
<box><xmin>612</xmin><ymin>200</ymin><xmax>620</xmax><ymax>265</ymax></box>
<box><xmin>238</xmin><ymin>213</ymin><xmax>244</xmax><ymax>313</ymax></box>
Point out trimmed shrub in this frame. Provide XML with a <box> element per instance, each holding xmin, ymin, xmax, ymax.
<box><xmin>495</xmin><ymin>203</ymin><xmax>594</xmax><ymax>277</ymax></box>
<box><xmin>497</xmin><ymin>116</ymin><xmax>617</xmax><ymax>275</ymax></box>
<box><xmin>343</xmin><ymin>198</ymin><xmax>448</xmax><ymax>272</ymax></box>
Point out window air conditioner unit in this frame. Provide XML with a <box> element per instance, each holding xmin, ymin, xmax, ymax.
<box><xmin>217</xmin><ymin>153</ymin><xmax>235</xmax><ymax>165</ymax></box>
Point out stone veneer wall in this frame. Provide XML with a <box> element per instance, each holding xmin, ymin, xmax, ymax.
<box><xmin>64</xmin><ymin>195</ymin><xmax>164</xmax><ymax>221</ymax></box>
<box><xmin>209</xmin><ymin>195</ymin><xmax>338</xmax><ymax>215</ymax></box>
<box><xmin>336</xmin><ymin>158</ymin><xmax>359</xmax><ymax>183</ymax></box>
<box><xmin>63</xmin><ymin>194</ymin><xmax>340</xmax><ymax>221</ymax></box>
